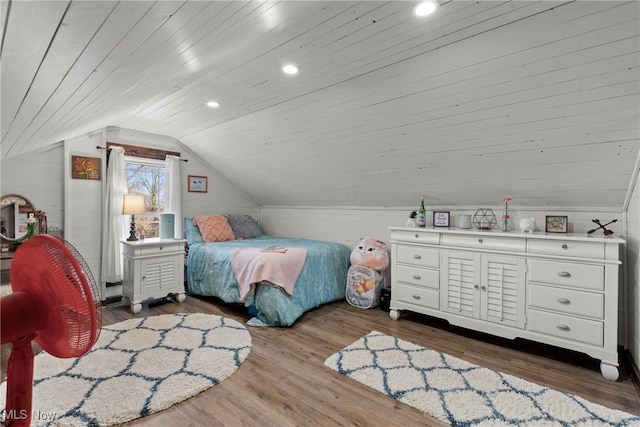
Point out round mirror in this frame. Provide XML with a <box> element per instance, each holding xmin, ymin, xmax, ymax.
<box><xmin>1</xmin><ymin>194</ymin><xmax>36</xmax><ymax>242</ymax></box>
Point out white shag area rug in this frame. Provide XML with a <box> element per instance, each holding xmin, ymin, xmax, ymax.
<box><xmin>325</xmin><ymin>331</ymin><xmax>640</xmax><ymax>426</ymax></box>
<box><xmin>1</xmin><ymin>312</ymin><xmax>252</xmax><ymax>426</ymax></box>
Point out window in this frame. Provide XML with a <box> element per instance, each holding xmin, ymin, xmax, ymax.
<box><xmin>125</xmin><ymin>157</ymin><xmax>165</xmax><ymax>238</ymax></box>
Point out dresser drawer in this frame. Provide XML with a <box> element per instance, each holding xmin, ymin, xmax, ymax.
<box><xmin>441</xmin><ymin>234</ymin><xmax>525</xmax><ymax>252</ymax></box>
<box><xmin>396</xmin><ymin>265</ymin><xmax>439</xmax><ymax>289</ymax></box>
<box><xmin>397</xmin><ymin>245</ymin><xmax>439</xmax><ymax>268</ymax></box>
<box><xmin>528</xmin><ymin>309</ymin><xmax>603</xmax><ymax>347</ymax></box>
<box><xmin>528</xmin><ymin>284</ymin><xmax>603</xmax><ymax>319</ymax></box>
<box><xmin>528</xmin><ymin>239</ymin><xmax>604</xmax><ymax>259</ymax></box>
<box><xmin>528</xmin><ymin>259</ymin><xmax>603</xmax><ymax>290</ymax></box>
<box><xmin>394</xmin><ymin>283</ymin><xmax>439</xmax><ymax>310</ymax></box>
<box><xmin>391</xmin><ymin>230</ymin><xmax>439</xmax><ymax>244</ymax></box>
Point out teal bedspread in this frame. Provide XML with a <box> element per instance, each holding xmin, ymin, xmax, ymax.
<box><xmin>186</xmin><ymin>236</ymin><xmax>351</xmax><ymax>326</ymax></box>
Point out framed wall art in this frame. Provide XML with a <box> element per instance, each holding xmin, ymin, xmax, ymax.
<box><xmin>545</xmin><ymin>215</ymin><xmax>568</xmax><ymax>233</ymax></box>
<box><xmin>433</xmin><ymin>211</ymin><xmax>450</xmax><ymax>227</ymax></box>
<box><xmin>71</xmin><ymin>155</ymin><xmax>101</xmax><ymax>180</ymax></box>
<box><xmin>188</xmin><ymin>175</ymin><xmax>208</xmax><ymax>193</ymax></box>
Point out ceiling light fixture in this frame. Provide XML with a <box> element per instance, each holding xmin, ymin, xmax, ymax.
<box><xmin>414</xmin><ymin>0</ymin><xmax>439</xmax><ymax>17</ymax></box>
<box><xmin>282</xmin><ymin>64</ymin><xmax>299</xmax><ymax>75</ymax></box>
<box><xmin>206</xmin><ymin>101</ymin><xmax>220</xmax><ymax>108</ymax></box>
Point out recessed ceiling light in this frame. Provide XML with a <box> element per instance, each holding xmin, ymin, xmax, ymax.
<box><xmin>414</xmin><ymin>0</ymin><xmax>439</xmax><ymax>17</ymax></box>
<box><xmin>282</xmin><ymin>64</ymin><xmax>299</xmax><ymax>75</ymax></box>
<box><xmin>206</xmin><ymin>101</ymin><xmax>220</xmax><ymax>108</ymax></box>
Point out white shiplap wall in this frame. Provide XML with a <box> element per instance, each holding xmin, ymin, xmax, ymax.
<box><xmin>259</xmin><ymin>205</ymin><xmax>625</xmax><ymax>250</ymax></box>
<box><xmin>0</xmin><ymin>144</ymin><xmax>65</xmax><ymax>234</ymax></box>
<box><xmin>626</xmin><ymin>167</ymin><xmax>640</xmax><ymax>370</ymax></box>
<box><xmin>104</xmin><ymin>127</ymin><xmax>259</xmax><ymax>220</ymax></box>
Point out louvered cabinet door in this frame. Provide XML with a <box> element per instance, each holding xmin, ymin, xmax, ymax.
<box><xmin>441</xmin><ymin>250</ymin><xmax>480</xmax><ymax>319</ymax></box>
<box><xmin>480</xmin><ymin>254</ymin><xmax>526</xmax><ymax>328</ymax></box>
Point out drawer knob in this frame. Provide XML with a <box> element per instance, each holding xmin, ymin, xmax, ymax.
<box><xmin>557</xmin><ymin>324</ymin><xmax>571</xmax><ymax>332</ymax></box>
<box><xmin>413</xmin><ymin>274</ymin><xmax>421</xmax><ymax>280</ymax></box>
<box><xmin>557</xmin><ymin>271</ymin><xmax>572</xmax><ymax>278</ymax></box>
<box><xmin>562</xmin><ymin>244</ymin><xmax>568</xmax><ymax>250</ymax></box>
<box><xmin>557</xmin><ymin>298</ymin><xmax>571</xmax><ymax>305</ymax></box>
<box><xmin>159</xmin><ymin>246</ymin><xmax>163</xmax><ymax>250</ymax></box>
<box><xmin>474</xmin><ymin>284</ymin><xmax>479</xmax><ymax>289</ymax></box>
<box><xmin>413</xmin><ymin>254</ymin><xmax>422</xmax><ymax>259</ymax></box>
<box><xmin>481</xmin><ymin>285</ymin><xmax>486</xmax><ymax>291</ymax></box>
<box><xmin>414</xmin><ymin>234</ymin><xmax>419</xmax><ymax>238</ymax></box>
<box><xmin>478</xmin><ymin>238</ymin><xmax>483</xmax><ymax>243</ymax></box>
<box><xmin>412</xmin><ymin>294</ymin><xmax>421</xmax><ymax>300</ymax></box>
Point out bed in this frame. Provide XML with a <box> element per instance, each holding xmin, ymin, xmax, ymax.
<box><xmin>184</xmin><ymin>215</ymin><xmax>351</xmax><ymax>327</ymax></box>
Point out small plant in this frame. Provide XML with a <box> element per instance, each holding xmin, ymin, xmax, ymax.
<box><xmin>409</xmin><ymin>211</ymin><xmax>417</xmax><ymax>218</ymax></box>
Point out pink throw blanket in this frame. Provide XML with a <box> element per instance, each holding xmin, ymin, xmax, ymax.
<box><xmin>231</xmin><ymin>247</ymin><xmax>308</xmax><ymax>300</ymax></box>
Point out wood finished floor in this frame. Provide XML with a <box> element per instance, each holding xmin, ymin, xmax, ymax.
<box><xmin>3</xmin><ymin>295</ymin><xmax>640</xmax><ymax>426</ymax></box>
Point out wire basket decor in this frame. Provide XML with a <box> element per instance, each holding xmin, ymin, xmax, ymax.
<box><xmin>473</xmin><ymin>208</ymin><xmax>497</xmax><ymax>230</ymax></box>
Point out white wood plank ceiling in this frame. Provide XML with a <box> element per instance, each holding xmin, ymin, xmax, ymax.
<box><xmin>1</xmin><ymin>1</ymin><xmax>638</xmax><ymax>209</ymax></box>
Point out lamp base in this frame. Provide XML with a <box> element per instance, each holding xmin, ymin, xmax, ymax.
<box><xmin>127</xmin><ymin>216</ymin><xmax>138</xmax><ymax>241</ymax></box>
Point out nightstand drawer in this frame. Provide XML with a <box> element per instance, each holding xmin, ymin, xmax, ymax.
<box><xmin>528</xmin><ymin>239</ymin><xmax>604</xmax><ymax>259</ymax></box>
<box><xmin>529</xmin><ymin>284</ymin><xmax>603</xmax><ymax>319</ymax></box>
<box><xmin>528</xmin><ymin>309</ymin><xmax>603</xmax><ymax>347</ymax></box>
<box><xmin>397</xmin><ymin>245</ymin><xmax>439</xmax><ymax>268</ymax></box>
<box><xmin>441</xmin><ymin>234</ymin><xmax>525</xmax><ymax>252</ymax></box>
<box><xmin>391</xmin><ymin>230</ymin><xmax>439</xmax><ymax>244</ymax></box>
<box><xmin>394</xmin><ymin>283</ymin><xmax>439</xmax><ymax>310</ymax></box>
<box><xmin>396</xmin><ymin>265</ymin><xmax>439</xmax><ymax>289</ymax></box>
<box><xmin>128</xmin><ymin>242</ymin><xmax>185</xmax><ymax>257</ymax></box>
<box><xmin>528</xmin><ymin>259</ymin><xmax>603</xmax><ymax>290</ymax></box>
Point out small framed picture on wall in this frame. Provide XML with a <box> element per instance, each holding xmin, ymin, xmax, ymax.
<box><xmin>545</xmin><ymin>215</ymin><xmax>568</xmax><ymax>233</ymax></box>
<box><xmin>188</xmin><ymin>175</ymin><xmax>208</xmax><ymax>193</ymax></box>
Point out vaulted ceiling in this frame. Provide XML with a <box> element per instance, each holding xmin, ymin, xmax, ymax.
<box><xmin>1</xmin><ymin>1</ymin><xmax>638</xmax><ymax>208</ymax></box>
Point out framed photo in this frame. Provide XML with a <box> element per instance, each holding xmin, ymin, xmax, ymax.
<box><xmin>188</xmin><ymin>175</ymin><xmax>208</xmax><ymax>193</ymax></box>
<box><xmin>433</xmin><ymin>211</ymin><xmax>450</xmax><ymax>227</ymax></box>
<box><xmin>71</xmin><ymin>155</ymin><xmax>101</xmax><ymax>180</ymax></box>
<box><xmin>545</xmin><ymin>215</ymin><xmax>568</xmax><ymax>233</ymax></box>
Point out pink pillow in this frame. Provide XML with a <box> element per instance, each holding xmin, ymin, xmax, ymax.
<box><xmin>193</xmin><ymin>215</ymin><xmax>235</xmax><ymax>243</ymax></box>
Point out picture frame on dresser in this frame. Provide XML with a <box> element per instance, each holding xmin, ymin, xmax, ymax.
<box><xmin>545</xmin><ymin>215</ymin><xmax>568</xmax><ymax>233</ymax></box>
<box><xmin>433</xmin><ymin>211</ymin><xmax>450</xmax><ymax>227</ymax></box>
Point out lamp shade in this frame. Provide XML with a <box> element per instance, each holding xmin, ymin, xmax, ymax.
<box><xmin>122</xmin><ymin>194</ymin><xmax>145</xmax><ymax>215</ymax></box>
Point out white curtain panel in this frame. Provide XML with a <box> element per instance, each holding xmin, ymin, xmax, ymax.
<box><xmin>165</xmin><ymin>155</ymin><xmax>183</xmax><ymax>239</ymax></box>
<box><xmin>101</xmin><ymin>146</ymin><xmax>127</xmax><ymax>283</ymax></box>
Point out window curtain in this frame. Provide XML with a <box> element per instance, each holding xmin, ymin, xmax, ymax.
<box><xmin>165</xmin><ymin>155</ymin><xmax>183</xmax><ymax>238</ymax></box>
<box><xmin>101</xmin><ymin>146</ymin><xmax>127</xmax><ymax>283</ymax></box>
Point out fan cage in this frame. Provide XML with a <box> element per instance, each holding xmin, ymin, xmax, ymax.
<box><xmin>10</xmin><ymin>235</ymin><xmax>102</xmax><ymax>357</ymax></box>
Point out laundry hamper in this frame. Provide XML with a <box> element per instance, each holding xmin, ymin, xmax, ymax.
<box><xmin>346</xmin><ymin>265</ymin><xmax>385</xmax><ymax>309</ymax></box>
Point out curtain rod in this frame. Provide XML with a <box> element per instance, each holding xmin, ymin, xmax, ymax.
<box><xmin>96</xmin><ymin>145</ymin><xmax>188</xmax><ymax>162</ymax></box>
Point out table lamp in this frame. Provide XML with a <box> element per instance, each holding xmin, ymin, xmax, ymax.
<box><xmin>123</xmin><ymin>194</ymin><xmax>145</xmax><ymax>241</ymax></box>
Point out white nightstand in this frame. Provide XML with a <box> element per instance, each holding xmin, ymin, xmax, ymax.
<box><xmin>121</xmin><ymin>238</ymin><xmax>187</xmax><ymax>313</ymax></box>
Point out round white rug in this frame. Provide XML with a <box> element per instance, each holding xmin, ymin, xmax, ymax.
<box><xmin>1</xmin><ymin>312</ymin><xmax>252</xmax><ymax>426</ymax></box>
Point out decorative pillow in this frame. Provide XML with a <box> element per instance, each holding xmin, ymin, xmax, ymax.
<box><xmin>226</xmin><ymin>214</ymin><xmax>263</xmax><ymax>239</ymax></box>
<box><xmin>183</xmin><ymin>217</ymin><xmax>203</xmax><ymax>246</ymax></box>
<box><xmin>193</xmin><ymin>215</ymin><xmax>235</xmax><ymax>243</ymax></box>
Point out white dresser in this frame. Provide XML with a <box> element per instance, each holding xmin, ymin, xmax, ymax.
<box><xmin>122</xmin><ymin>238</ymin><xmax>187</xmax><ymax>313</ymax></box>
<box><xmin>388</xmin><ymin>227</ymin><xmax>624</xmax><ymax>380</ymax></box>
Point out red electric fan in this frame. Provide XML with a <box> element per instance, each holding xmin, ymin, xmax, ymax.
<box><xmin>1</xmin><ymin>235</ymin><xmax>102</xmax><ymax>426</ymax></box>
